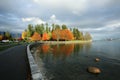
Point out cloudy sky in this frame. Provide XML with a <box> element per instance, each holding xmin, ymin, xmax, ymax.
<box><xmin>0</xmin><ymin>0</ymin><xmax>120</xmax><ymax>40</ymax></box>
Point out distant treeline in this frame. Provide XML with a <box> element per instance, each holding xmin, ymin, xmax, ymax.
<box><xmin>0</xmin><ymin>31</ymin><xmax>21</xmax><ymax>41</ymax></box>
<box><xmin>22</xmin><ymin>23</ymin><xmax>92</xmax><ymax>41</ymax></box>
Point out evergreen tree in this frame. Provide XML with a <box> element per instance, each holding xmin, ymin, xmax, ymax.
<box><xmin>27</xmin><ymin>24</ymin><xmax>34</xmax><ymax>37</ymax></box>
<box><xmin>62</xmin><ymin>24</ymin><xmax>68</xmax><ymax>29</ymax></box>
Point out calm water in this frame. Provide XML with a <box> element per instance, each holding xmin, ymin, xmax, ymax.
<box><xmin>31</xmin><ymin>40</ymin><xmax>120</xmax><ymax>80</ymax></box>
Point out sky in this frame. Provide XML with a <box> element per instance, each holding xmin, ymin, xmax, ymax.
<box><xmin>0</xmin><ymin>0</ymin><xmax>120</xmax><ymax>40</ymax></box>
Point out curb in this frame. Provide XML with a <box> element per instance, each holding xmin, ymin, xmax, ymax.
<box><xmin>27</xmin><ymin>44</ymin><xmax>43</xmax><ymax>80</ymax></box>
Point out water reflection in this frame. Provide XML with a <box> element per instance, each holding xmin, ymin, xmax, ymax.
<box><xmin>32</xmin><ymin>43</ymin><xmax>92</xmax><ymax>80</ymax></box>
<box><xmin>31</xmin><ymin>41</ymin><xmax>120</xmax><ymax>80</ymax></box>
<box><xmin>34</xmin><ymin>43</ymin><xmax>92</xmax><ymax>61</ymax></box>
<box><xmin>36</xmin><ymin>43</ymin><xmax>91</xmax><ymax>57</ymax></box>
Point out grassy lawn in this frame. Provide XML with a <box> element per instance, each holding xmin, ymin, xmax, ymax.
<box><xmin>0</xmin><ymin>42</ymin><xmax>27</xmax><ymax>52</ymax></box>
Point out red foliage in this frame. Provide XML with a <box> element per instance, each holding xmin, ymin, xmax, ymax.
<box><xmin>42</xmin><ymin>32</ymin><xmax>50</xmax><ymax>41</ymax></box>
<box><xmin>52</xmin><ymin>29</ymin><xmax>61</xmax><ymax>40</ymax></box>
<box><xmin>52</xmin><ymin>29</ymin><xmax>74</xmax><ymax>41</ymax></box>
<box><xmin>63</xmin><ymin>29</ymin><xmax>74</xmax><ymax>40</ymax></box>
<box><xmin>31</xmin><ymin>32</ymin><xmax>41</xmax><ymax>41</ymax></box>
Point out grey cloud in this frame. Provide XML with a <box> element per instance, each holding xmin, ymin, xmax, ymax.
<box><xmin>0</xmin><ymin>0</ymin><xmax>120</xmax><ymax>39</ymax></box>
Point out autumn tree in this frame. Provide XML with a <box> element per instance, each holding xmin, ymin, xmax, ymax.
<box><xmin>22</xmin><ymin>31</ymin><xmax>27</xmax><ymax>39</ymax></box>
<box><xmin>0</xmin><ymin>35</ymin><xmax>3</xmax><ymax>41</ymax></box>
<box><xmin>63</xmin><ymin>29</ymin><xmax>74</xmax><ymax>40</ymax></box>
<box><xmin>42</xmin><ymin>32</ymin><xmax>50</xmax><ymax>41</ymax></box>
<box><xmin>61</xmin><ymin>29</ymin><xmax>74</xmax><ymax>40</ymax></box>
<box><xmin>31</xmin><ymin>32</ymin><xmax>41</xmax><ymax>41</ymax></box>
<box><xmin>52</xmin><ymin>29</ymin><xmax>61</xmax><ymax>41</ymax></box>
<box><xmin>55</xmin><ymin>24</ymin><xmax>61</xmax><ymax>30</ymax></box>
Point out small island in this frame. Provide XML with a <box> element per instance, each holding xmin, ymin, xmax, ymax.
<box><xmin>21</xmin><ymin>23</ymin><xmax>92</xmax><ymax>43</ymax></box>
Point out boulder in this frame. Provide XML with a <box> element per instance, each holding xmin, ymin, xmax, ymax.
<box><xmin>87</xmin><ymin>66</ymin><xmax>101</xmax><ymax>74</ymax></box>
<box><xmin>95</xmin><ymin>58</ymin><xmax>100</xmax><ymax>62</ymax></box>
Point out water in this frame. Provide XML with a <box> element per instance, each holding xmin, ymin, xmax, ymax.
<box><xmin>31</xmin><ymin>40</ymin><xmax>120</xmax><ymax>80</ymax></box>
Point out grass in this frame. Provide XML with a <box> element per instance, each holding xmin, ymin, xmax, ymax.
<box><xmin>0</xmin><ymin>42</ymin><xmax>26</xmax><ymax>52</ymax></box>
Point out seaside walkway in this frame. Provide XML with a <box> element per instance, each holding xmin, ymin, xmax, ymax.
<box><xmin>0</xmin><ymin>45</ymin><xmax>31</xmax><ymax>80</ymax></box>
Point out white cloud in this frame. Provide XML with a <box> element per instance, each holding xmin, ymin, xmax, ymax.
<box><xmin>48</xmin><ymin>14</ymin><xmax>60</xmax><ymax>24</ymax></box>
<box><xmin>22</xmin><ymin>17</ymin><xmax>45</xmax><ymax>24</ymax></box>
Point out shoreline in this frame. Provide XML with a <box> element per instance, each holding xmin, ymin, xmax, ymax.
<box><xmin>35</xmin><ymin>40</ymin><xmax>92</xmax><ymax>44</ymax></box>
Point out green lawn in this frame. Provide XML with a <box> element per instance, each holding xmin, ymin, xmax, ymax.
<box><xmin>0</xmin><ymin>42</ymin><xmax>26</xmax><ymax>51</ymax></box>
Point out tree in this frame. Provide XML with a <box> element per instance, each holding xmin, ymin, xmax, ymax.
<box><xmin>64</xmin><ymin>29</ymin><xmax>74</xmax><ymax>40</ymax></box>
<box><xmin>45</xmin><ymin>23</ymin><xmax>49</xmax><ymax>33</ymax></box>
<box><xmin>73</xmin><ymin>28</ymin><xmax>83</xmax><ymax>40</ymax></box>
<box><xmin>52</xmin><ymin>23</ymin><xmax>55</xmax><ymax>31</ymax></box>
<box><xmin>42</xmin><ymin>32</ymin><xmax>50</xmax><ymax>41</ymax></box>
<box><xmin>46</xmin><ymin>25</ymin><xmax>49</xmax><ymax>33</ymax></box>
<box><xmin>61</xmin><ymin>29</ymin><xmax>74</xmax><ymax>40</ymax></box>
<box><xmin>62</xmin><ymin>24</ymin><xmax>68</xmax><ymax>29</ymax></box>
<box><xmin>22</xmin><ymin>31</ymin><xmax>27</xmax><ymax>39</ymax></box>
<box><xmin>0</xmin><ymin>35</ymin><xmax>3</xmax><ymax>41</ymax></box>
<box><xmin>52</xmin><ymin>29</ymin><xmax>61</xmax><ymax>41</ymax></box>
<box><xmin>27</xmin><ymin>24</ymin><xmax>34</xmax><ymax>37</ymax></box>
<box><xmin>79</xmin><ymin>32</ymin><xmax>84</xmax><ymax>40</ymax></box>
<box><xmin>31</xmin><ymin>32</ymin><xmax>41</xmax><ymax>41</ymax></box>
<box><xmin>84</xmin><ymin>32</ymin><xmax>92</xmax><ymax>40</ymax></box>
<box><xmin>35</xmin><ymin>24</ymin><xmax>45</xmax><ymax>37</ymax></box>
<box><xmin>5</xmin><ymin>31</ymin><xmax>11</xmax><ymax>39</ymax></box>
<box><xmin>55</xmin><ymin>24</ymin><xmax>61</xmax><ymax>30</ymax></box>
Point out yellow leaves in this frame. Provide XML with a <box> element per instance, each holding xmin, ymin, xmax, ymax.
<box><xmin>22</xmin><ymin>31</ymin><xmax>27</xmax><ymax>39</ymax></box>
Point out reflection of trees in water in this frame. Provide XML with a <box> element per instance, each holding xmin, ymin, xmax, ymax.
<box><xmin>73</xmin><ymin>43</ymin><xmax>84</xmax><ymax>55</ymax></box>
<box><xmin>84</xmin><ymin>43</ymin><xmax>92</xmax><ymax>54</ymax></box>
<box><xmin>34</xmin><ymin>43</ymin><xmax>91</xmax><ymax>62</ymax></box>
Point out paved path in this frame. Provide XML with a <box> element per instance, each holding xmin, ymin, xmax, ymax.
<box><xmin>0</xmin><ymin>45</ymin><xmax>31</xmax><ymax>80</ymax></box>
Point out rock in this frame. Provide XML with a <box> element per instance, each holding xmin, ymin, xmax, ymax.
<box><xmin>95</xmin><ymin>58</ymin><xmax>100</xmax><ymax>62</ymax></box>
<box><xmin>87</xmin><ymin>66</ymin><xmax>101</xmax><ymax>74</ymax></box>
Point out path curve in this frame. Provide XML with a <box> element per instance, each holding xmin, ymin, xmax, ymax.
<box><xmin>0</xmin><ymin>45</ymin><xmax>31</xmax><ymax>80</ymax></box>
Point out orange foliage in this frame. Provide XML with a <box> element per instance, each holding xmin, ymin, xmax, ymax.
<box><xmin>52</xmin><ymin>29</ymin><xmax>61</xmax><ymax>40</ymax></box>
<box><xmin>63</xmin><ymin>29</ymin><xmax>74</xmax><ymax>40</ymax></box>
<box><xmin>52</xmin><ymin>29</ymin><xmax>74</xmax><ymax>41</ymax></box>
<box><xmin>41</xmin><ymin>44</ymin><xmax>50</xmax><ymax>53</ymax></box>
<box><xmin>42</xmin><ymin>32</ymin><xmax>50</xmax><ymax>41</ymax></box>
<box><xmin>31</xmin><ymin>32</ymin><xmax>41</xmax><ymax>41</ymax></box>
<box><xmin>0</xmin><ymin>35</ymin><xmax>3</xmax><ymax>41</ymax></box>
<box><xmin>22</xmin><ymin>31</ymin><xmax>27</xmax><ymax>39</ymax></box>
